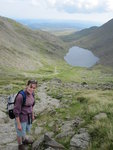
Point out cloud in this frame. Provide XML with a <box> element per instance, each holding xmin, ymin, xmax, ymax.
<box><xmin>30</xmin><ymin>0</ymin><xmax>113</xmax><ymax>13</ymax></box>
<box><xmin>0</xmin><ymin>0</ymin><xmax>113</xmax><ymax>23</ymax></box>
<box><xmin>5</xmin><ymin>0</ymin><xmax>27</xmax><ymax>3</ymax></box>
<box><xmin>2</xmin><ymin>0</ymin><xmax>113</xmax><ymax>13</ymax></box>
<box><xmin>106</xmin><ymin>0</ymin><xmax>113</xmax><ymax>11</ymax></box>
<box><xmin>30</xmin><ymin>0</ymin><xmax>46</xmax><ymax>7</ymax></box>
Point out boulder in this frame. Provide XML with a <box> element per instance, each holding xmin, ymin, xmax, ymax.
<box><xmin>0</xmin><ymin>133</ymin><xmax>16</xmax><ymax>144</ymax></box>
<box><xmin>44</xmin><ymin>134</ymin><xmax>65</xmax><ymax>150</ymax></box>
<box><xmin>32</xmin><ymin>133</ymin><xmax>65</xmax><ymax>150</ymax></box>
<box><xmin>32</xmin><ymin>135</ymin><xmax>44</xmax><ymax>150</ymax></box>
<box><xmin>45</xmin><ymin>147</ymin><xmax>56</xmax><ymax>150</ymax></box>
<box><xmin>56</xmin><ymin>117</ymin><xmax>83</xmax><ymax>140</ymax></box>
<box><xmin>56</xmin><ymin>131</ymin><xmax>75</xmax><ymax>139</ymax></box>
<box><xmin>93</xmin><ymin>113</ymin><xmax>107</xmax><ymax>120</ymax></box>
<box><xmin>70</xmin><ymin>131</ymin><xmax>90</xmax><ymax>150</ymax></box>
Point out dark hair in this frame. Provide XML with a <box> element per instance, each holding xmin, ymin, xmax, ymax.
<box><xmin>27</xmin><ymin>80</ymin><xmax>38</xmax><ymax>86</ymax></box>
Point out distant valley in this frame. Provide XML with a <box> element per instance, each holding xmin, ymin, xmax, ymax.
<box><xmin>16</xmin><ymin>19</ymin><xmax>101</xmax><ymax>31</ymax></box>
<box><xmin>17</xmin><ymin>18</ymin><xmax>113</xmax><ymax>67</ymax></box>
<box><xmin>0</xmin><ymin>15</ymin><xmax>113</xmax><ymax>76</ymax></box>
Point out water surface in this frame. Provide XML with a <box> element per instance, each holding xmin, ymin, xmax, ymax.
<box><xmin>64</xmin><ymin>46</ymin><xmax>99</xmax><ymax>68</ymax></box>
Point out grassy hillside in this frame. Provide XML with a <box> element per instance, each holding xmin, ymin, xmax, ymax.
<box><xmin>60</xmin><ymin>26</ymin><xmax>98</xmax><ymax>42</ymax></box>
<box><xmin>60</xmin><ymin>18</ymin><xmax>113</xmax><ymax>67</ymax></box>
<box><xmin>0</xmin><ymin>16</ymin><xmax>67</xmax><ymax>75</ymax></box>
<box><xmin>1</xmin><ymin>16</ymin><xmax>113</xmax><ymax>150</ymax></box>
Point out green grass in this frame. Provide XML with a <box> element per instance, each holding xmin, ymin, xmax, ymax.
<box><xmin>46</xmin><ymin>76</ymin><xmax>113</xmax><ymax>149</ymax></box>
<box><xmin>1</xmin><ymin>16</ymin><xmax>113</xmax><ymax>149</ymax></box>
<box><xmin>1</xmin><ymin>62</ymin><xmax>113</xmax><ymax>149</ymax></box>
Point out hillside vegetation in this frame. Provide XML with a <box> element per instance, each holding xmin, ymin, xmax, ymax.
<box><xmin>60</xmin><ymin>18</ymin><xmax>113</xmax><ymax>67</ymax></box>
<box><xmin>60</xmin><ymin>26</ymin><xmax>98</xmax><ymax>42</ymax></box>
<box><xmin>0</xmin><ymin>16</ymin><xmax>67</xmax><ymax>75</ymax></box>
<box><xmin>1</xmin><ymin>16</ymin><xmax>113</xmax><ymax>150</ymax></box>
<box><xmin>1</xmin><ymin>63</ymin><xmax>113</xmax><ymax>150</ymax></box>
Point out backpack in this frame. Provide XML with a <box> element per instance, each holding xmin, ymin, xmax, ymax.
<box><xmin>7</xmin><ymin>90</ymin><xmax>27</xmax><ymax>119</ymax></box>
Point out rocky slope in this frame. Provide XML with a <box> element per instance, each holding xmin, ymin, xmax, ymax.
<box><xmin>0</xmin><ymin>81</ymin><xmax>91</xmax><ymax>150</ymax></box>
<box><xmin>1</xmin><ymin>79</ymin><xmax>111</xmax><ymax>149</ymax></box>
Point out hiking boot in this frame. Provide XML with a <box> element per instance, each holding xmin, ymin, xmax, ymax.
<box><xmin>18</xmin><ymin>144</ymin><xmax>25</xmax><ymax>150</ymax></box>
<box><xmin>23</xmin><ymin>138</ymin><xmax>33</xmax><ymax>145</ymax></box>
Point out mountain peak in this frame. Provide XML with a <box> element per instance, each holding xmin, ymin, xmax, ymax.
<box><xmin>100</xmin><ymin>18</ymin><xmax>113</xmax><ymax>28</ymax></box>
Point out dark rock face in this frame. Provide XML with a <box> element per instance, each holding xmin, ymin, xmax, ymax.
<box><xmin>32</xmin><ymin>134</ymin><xmax>65</xmax><ymax>150</ymax></box>
<box><xmin>44</xmin><ymin>134</ymin><xmax>65</xmax><ymax>149</ymax></box>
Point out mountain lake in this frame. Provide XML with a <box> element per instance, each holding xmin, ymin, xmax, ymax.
<box><xmin>64</xmin><ymin>46</ymin><xmax>99</xmax><ymax>68</ymax></box>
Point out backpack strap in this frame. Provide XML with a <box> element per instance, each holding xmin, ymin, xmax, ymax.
<box><xmin>15</xmin><ymin>90</ymin><xmax>35</xmax><ymax>107</ymax></box>
<box><xmin>19</xmin><ymin>90</ymin><xmax>26</xmax><ymax>106</ymax></box>
<box><xmin>14</xmin><ymin>90</ymin><xmax>26</xmax><ymax>106</ymax></box>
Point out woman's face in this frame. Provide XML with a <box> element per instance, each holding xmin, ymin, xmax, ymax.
<box><xmin>26</xmin><ymin>83</ymin><xmax>37</xmax><ymax>94</ymax></box>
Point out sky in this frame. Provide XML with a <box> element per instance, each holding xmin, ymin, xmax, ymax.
<box><xmin>0</xmin><ymin>0</ymin><xmax>113</xmax><ymax>24</ymax></box>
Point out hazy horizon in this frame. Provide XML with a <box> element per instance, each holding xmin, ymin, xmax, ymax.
<box><xmin>14</xmin><ymin>18</ymin><xmax>102</xmax><ymax>31</ymax></box>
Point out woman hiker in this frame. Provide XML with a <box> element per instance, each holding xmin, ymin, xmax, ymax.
<box><xmin>13</xmin><ymin>80</ymin><xmax>37</xmax><ymax>150</ymax></box>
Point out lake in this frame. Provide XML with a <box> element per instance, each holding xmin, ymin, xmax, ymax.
<box><xmin>64</xmin><ymin>46</ymin><xmax>99</xmax><ymax>68</ymax></box>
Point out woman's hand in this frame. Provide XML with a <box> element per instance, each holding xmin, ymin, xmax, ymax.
<box><xmin>16</xmin><ymin>117</ymin><xmax>22</xmax><ymax>131</ymax></box>
<box><xmin>17</xmin><ymin>123</ymin><xmax>22</xmax><ymax>131</ymax></box>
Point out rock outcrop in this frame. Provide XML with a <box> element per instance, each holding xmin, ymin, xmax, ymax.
<box><xmin>0</xmin><ymin>82</ymin><xmax>91</xmax><ymax>150</ymax></box>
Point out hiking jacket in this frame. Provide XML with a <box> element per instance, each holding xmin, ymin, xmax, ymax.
<box><xmin>13</xmin><ymin>90</ymin><xmax>34</xmax><ymax>122</ymax></box>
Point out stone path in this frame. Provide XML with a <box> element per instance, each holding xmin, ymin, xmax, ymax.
<box><xmin>0</xmin><ymin>82</ymin><xmax>60</xmax><ymax>149</ymax></box>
